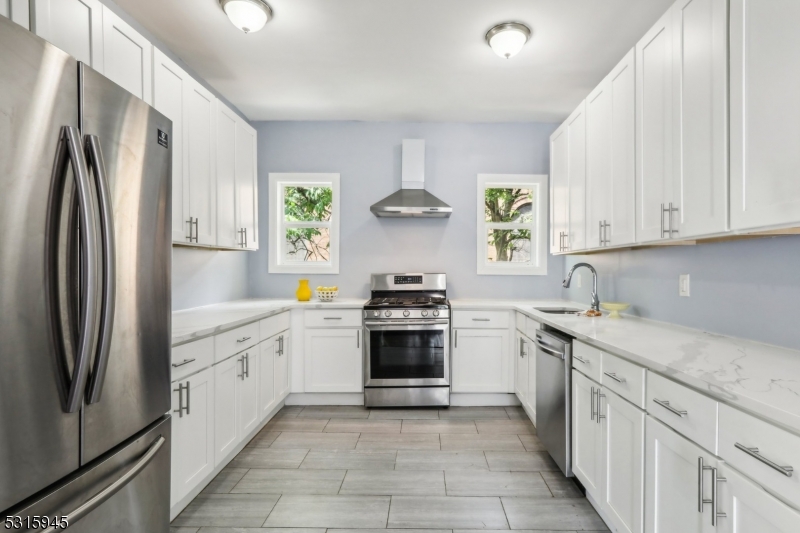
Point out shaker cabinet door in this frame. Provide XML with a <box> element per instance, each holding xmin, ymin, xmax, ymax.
<box><xmin>514</xmin><ymin>333</ymin><xmax>528</xmax><ymax>403</ymax></box>
<box><xmin>171</xmin><ymin>368</ymin><xmax>214</xmax><ymax>506</ymax></box>
<box><xmin>213</xmin><ymin>356</ymin><xmax>239</xmax><ymax>466</ymax></box>
<box><xmin>304</xmin><ymin>329</ymin><xmax>361</xmax><ymax>393</ymax></box>
<box><xmin>645</xmin><ymin>415</ymin><xmax>716</xmax><ymax>533</ymax></box>
<box><xmin>101</xmin><ymin>7</ymin><xmax>152</xmax><ymax>104</ymax></box>
<box><xmin>550</xmin><ymin>123</ymin><xmax>569</xmax><ymax>254</ymax></box>
<box><xmin>730</xmin><ymin>0</ymin><xmax>800</xmax><ymax>231</ymax></box>
<box><xmin>236</xmin><ymin>119</ymin><xmax>259</xmax><ymax>250</ymax></box>
<box><xmin>451</xmin><ymin>329</ymin><xmax>509</xmax><ymax>393</ymax></box>
<box><xmin>718</xmin><ymin>464</ymin><xmax>800</xmax><ymax>533</ymax></box>
<box><xmin>236</xmin><ymin>350</ymin><xmax>260</xmax><ymax>438</ymax></box>
<box><xmin>30</xmin><ymin>0</ymin><xmax>102</xmax><ymax>67</ymax></box>
<box><xmin>276</xmin><ymin>332</ymin><xmax>291</xmax><ymax>399</ymax></box>
<box><xmin>259</xmin><ymin>336</ymin><xmax>277</xmax><ymax>421</ymax></box>
<box><xmin>216</xmin><ymin>103</ymin><xmax>239</xmax><ymax>248</ymax></box>
<box><xmin>186</xmin><ymin>80</ymin><xmax>217</xmax><ymax>246</ymax></box>
<box><xmin>566</xmin><ymin>101</ymin><xmax>587</xmax><ymax>252</ymax></box>
<box><xmin>572</xmin><ymin>370</ymin><xmax>603</xmax><ymax>499</ymax></box>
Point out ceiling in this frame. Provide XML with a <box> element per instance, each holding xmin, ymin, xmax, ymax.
<box><xmin>117</xmin><ymin>0</ymin><xmax>673</xmax><ymax>122</ymax></box>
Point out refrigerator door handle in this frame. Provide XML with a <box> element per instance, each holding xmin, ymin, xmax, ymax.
<box><xmin>45</xmin><ymin>126</ymin><xmax>101</xmax><ymax>414</ymax></box>
<box><xmin>84</xmin><ymin>135</ymin><xmax>116</xmax><ymax>404</ymax></box>
<box><xmin>40</xmin><ymin>435</ymin><xmax>166</xmax><ymax>533</ymax></box>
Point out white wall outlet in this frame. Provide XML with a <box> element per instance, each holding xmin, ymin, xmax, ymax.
<box><xmin>576</xmin><ymin>274</ymin><xmax>582</xmax><ymax>288</ymax></box>
<box><xmin>679</xmin><ymin>274</ymin><xmax>690</xmax><ymax>297</ymax></box>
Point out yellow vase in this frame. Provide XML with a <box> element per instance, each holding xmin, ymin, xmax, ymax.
<box><xmin>296</xmin><ymin>279</ymin><xmax>312</xmax><ymax>301</ymax></box>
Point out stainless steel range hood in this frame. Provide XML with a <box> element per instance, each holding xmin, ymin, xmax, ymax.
<box><xmin>370</xmin><ymin>139</ymin><xmax>452</xmax><ymax>218</ymax></box>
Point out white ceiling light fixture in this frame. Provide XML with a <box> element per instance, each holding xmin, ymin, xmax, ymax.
<box><xmin>220</xmin><ymin>0</ymin><xmax>273</xmax><ymax>34</ymax></box>
<box><xmin>485</xmin><ymin>22</ymin><xmax>531</xmax><ymax>59</ymax></box>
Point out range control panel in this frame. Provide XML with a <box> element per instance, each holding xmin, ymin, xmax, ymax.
<box><xmin>394</xmin><ymin>275</ymin><xmax>422</xmax><ymax>285</ymax></box>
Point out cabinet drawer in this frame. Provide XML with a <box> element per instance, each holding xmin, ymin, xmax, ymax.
<box><xmin>260</xmin><ymin>311</ymin><xmax>290</xmax><ymax>339</ymax></box>
<box><xmin>172</xmin><ymin>337</ymin><xmax>214</xmax><ymax>381</ymax></box>
<box><xmin>525</xmin><ymin>317</ymin><xmax>540</xmax><ymax>340</ymax></box>
<box><xmin>304</xmin><ymin>309</ymin><xmax>362</xmax><ymax>328</ymax></box>
<box><xmin>573</xmin><ymin>340</ymin><xmax>602</xmax><ymax>383</ymax></box>
<box><xmin>601</xmin><ymin>352</ymin><xmax>646</xmax><ymax>408</ymax></box>
<box><xmin>646</xmin><ymin>372</ymin><xmax>718</xmax><ymax>453</ymax></box>
<box><xmin>214</xmin><ymin>322</ymin><xmax>259</xmax><ymax>363</ymax></box>
<box><xmin>719</xmin><ymin>403</ymin><xmax>800</xmax><ymax>508</ymax></box>
<box><xmin>452</xmin><ymin>310</ymin><xmax>509</xmax><ymax>329</ymax></box>
<box><xmin>515</xmin><ymin>312</ymin><xmax>526</xmax><ymax>332</ymax></box>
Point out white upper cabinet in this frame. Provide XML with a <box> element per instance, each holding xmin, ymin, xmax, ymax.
<box><xmin>566</xmin><ymin>101</ymin><xmax>587</xmax><ymax>252</ymax></box>
<box><xmin>586</xmin><ymin>49</ymin><xmax>636</xmax><ymax>249</ymax></box>
<box><xmin>550</xmin><ymin>123</ymin><xmax>569</xmax><ymax>253</ymax></box>
<box><xmin>636</xmin><ymin>9</ymin><xmax>675</xmax><ymax>244</ymax></box>
<box><xmin>730</xmin><ymin>0</ymin><xmax>800</xmax><ymax>231</ymax></box>
<box><xmin>1</xmin><ymin>0</ymin><xmax>29</xmax><ymax>29</ymax></box>
<box><xmin>101</xmin><ymin>7</ymin><xmax>152</xmax><ymax>104</ymax></box>
<box><xmin>153</xmin><ymin>48</ymin><xmax>190</xmax><ymax>243</ymax></box>
<box><xmin>673</xmin><ymin>0</ymin><xmax>729</xmax><ymax>238</ymax></box>
<box><xmin>236</xmin><ymin>119</ymin><xmax>258</xmax><ymax>250</ymax></box>
<box><xmin>216</xmin><ymin>103</ymin><xmax>239</xmax><ymax>248</ymax></box>
<box><xmin>186</xmin><ymin>81</ymin><xmax>217</xmax><ymax>245</ymax></box>
<box><xmin>30</xmin><ymin>0</ymin><xmax>102</xmax><ymax>68</ymax></box>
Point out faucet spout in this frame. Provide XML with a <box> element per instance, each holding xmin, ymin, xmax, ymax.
<box><xmin>563</xmin><ymin>263</ymin><xmax>600</xmax><ymax>312</ymax></box>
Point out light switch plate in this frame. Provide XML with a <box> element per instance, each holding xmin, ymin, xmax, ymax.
<box><xmin>679</xmin><ymin>275</ymin><xmax>690</xmax><ymax>297</ymax></box>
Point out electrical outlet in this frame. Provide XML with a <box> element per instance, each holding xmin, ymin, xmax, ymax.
<box><xmin>576</xmin><ymin>274</ymin><xmax>582</xmax><ymax>288</ymax></box>
<box><xmin>679</xmin><ymin>274</ymin><xmax>690</xmax><ymax>297</ymax></box>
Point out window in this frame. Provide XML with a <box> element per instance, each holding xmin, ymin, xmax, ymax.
<box><xmin>269</xmin><ymin>173</ymin><xmax>340</xmax><ymax>274</ymax></box>
<box><xmin>477</xmin><ymin>174</ymin><xmax>548</xmax><ymax>276</ymax></box>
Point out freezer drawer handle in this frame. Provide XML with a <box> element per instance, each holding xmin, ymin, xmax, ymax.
<box><xmin>535</xmin><ymin>339</ymin><xmax>565</xmax><ymax>360</ymax></box>
<box><xmin>85</xmin><ymin>135</ymin><xmax>117</xmax><ymax>405</ymax></box>
<box><xmin>734</xmin><ymin>443</ymin><xmax>794</xmax><ymax>477</ymax></box>
<box><xmin>45</xmin><ymin>126</ymin><xmax>100</xmax><ymax>414</ymax></box>
<box><xmin>172</xmin><ymin>358</ymin><xmax>196</xmax><ymax>368</ymax></box>
<box><xmin>41</xmin><ymin>435</ymin><xmax>166</xmax><ymax>533</ymax></box>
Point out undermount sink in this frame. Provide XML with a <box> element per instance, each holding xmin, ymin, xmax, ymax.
<box><xmin>534</xmin><ymin>307</ymin><xmax>584</xmax><ymax>315</ymax></box>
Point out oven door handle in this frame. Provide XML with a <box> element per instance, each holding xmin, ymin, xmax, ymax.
<box><xmin>364</xmin><ymin>320</ymin><xmax>450</xmax><ymax>327</ymax></box>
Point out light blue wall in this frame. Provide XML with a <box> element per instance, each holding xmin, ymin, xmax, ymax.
<box><xmin>248</xmin><ymin>121</ymin><xmax>564</xmax><ymax>300</ymax></box>
<box><xmin>563</xmin><ymin>237</ymin><xmax>800</xmax><ymax>350</ymax></box>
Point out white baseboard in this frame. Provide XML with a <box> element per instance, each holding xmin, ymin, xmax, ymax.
<box><xmin>285</xmin><ymin>392</ymin><xmax>521</xmax><ymax>407</ymax></box>
<box><xmin>169</xmin><ymin>398</ymin><xmax>286</xmax><ymax>521</ymax></box>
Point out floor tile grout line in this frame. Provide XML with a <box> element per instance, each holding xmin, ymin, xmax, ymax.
<box><xmin>498</xmin><ymin>493</ymin><xmax>512</xmax><ymax>530</ymax></box>
<box><xmin>261</xmin><ymin>492</ymin><xmax>283</xmax><ymax>527</ymax></box>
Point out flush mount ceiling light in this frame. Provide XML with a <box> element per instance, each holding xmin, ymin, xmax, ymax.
<box><xmin>485</xmin><ymin>22</ymin><xmax>531</xmax><ymax>59</ymax></box>
<box><xmin>220</xmin><ymin>0</ymin><xmax>273</xmax><ymax>34</ymax></box>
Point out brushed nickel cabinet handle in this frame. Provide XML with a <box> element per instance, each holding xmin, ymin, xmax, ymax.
<box><xmin>237</xmin><ymin>336</ymin><xmax>252</xmax><ymax>343</ymax></box>
<box><xmin>603</xmin><ymin>371</ymin><xmax>626</xmax><ymax>383</ymax></box>
<box><xmin>653</xmin><ymin>398</ymin><xmax>687</xmax><ymax>417</ymax></box>
<box><xmin>573</xmin><ymin>355</ymin><xmax>589</xmax><ymax>365</ymax></box>
<box><xmin>735</xmin><ymin>443</ymin><xmax>794</xmax><ymax>477</ymax></box>
<box><xmin>171</xmin><ymin>358</ymin><xmax>196</xmax><ymax>368</ymax></box>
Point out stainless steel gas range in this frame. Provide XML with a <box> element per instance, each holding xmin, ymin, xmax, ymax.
<box><xmin>363</xmin><ymin>273</ymin><xmax>451</xmax><ymax>407</ymax></box>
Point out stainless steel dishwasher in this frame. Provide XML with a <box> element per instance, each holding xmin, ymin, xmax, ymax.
<box><xmin>535</xmin><ymin>327</ymin><xmax>573</xmax><ymax>477</ymax></box>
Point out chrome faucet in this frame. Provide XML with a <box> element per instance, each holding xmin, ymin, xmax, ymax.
<box><xmin>563</xmin><ymin>263</ymin><xmax>600</xmax><ymax>312</ymax></box>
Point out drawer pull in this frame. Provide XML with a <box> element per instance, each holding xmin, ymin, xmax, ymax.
<box><xmin>653</xmin><ymin>398</ymin><xmax>688</xmax><ymax>418</ymax></box>
<box><xmin>324</xmin><ymin>317</ymin><xmax>342</xmax><ymax>320</ymax></box>
<box><xmin>171</xmin><ymin>358</ymin><xmax>196</xmax><ymax>368</ymax></box>
<box><xmin>573</xmin><ymin>355</ymin><xmax>589</xmax><ymax>365</ymax></box>
<box><xmin>472</xmin><ymin>318</ymin><xmax>490</xmax><ymax>321</ymax></box>
<box><xmin>735</xmin><ymin>443</ymin><xmax>794</xmax><ymax>477</ymax></box>
<box><xmin>604</xmin><ymin>371</ymin><xmax>626</xmax><ymax>383</ymax></box>
<box><xmin>236</xmin><ymin>336</ymin><xmax>252</xmax><ymax>343</ymax></box>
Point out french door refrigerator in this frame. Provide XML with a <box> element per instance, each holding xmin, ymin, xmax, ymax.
<box><xmin>0</xmin><ymin>17</ymin><xmax>172</xmax><ymax>532</ymax></box>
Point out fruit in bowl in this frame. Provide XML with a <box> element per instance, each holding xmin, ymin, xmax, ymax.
<box><xmin>315</xmin><ymin>286</ymin><xmax>339</xmax><ymax>302</ymax></box>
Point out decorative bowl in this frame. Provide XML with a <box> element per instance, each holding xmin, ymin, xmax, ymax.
<box><xmin>315</xmin><ymin>289</ymin><xmax>339</xmax><ymax>302</ymax></box>
<box><xmin>600</xmin><ymin>302</ymin><xmax>631</xmax><ymax>319</ymax></box>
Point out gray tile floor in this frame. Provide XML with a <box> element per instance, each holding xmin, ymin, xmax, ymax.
<box><xmin>172</xmin><ymin>405</ymin><xmax>608</xmax><ymax>532</ymax></box>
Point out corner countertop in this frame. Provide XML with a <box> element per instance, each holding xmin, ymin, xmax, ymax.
<box><xmin>172</xmin><ymin>297</ymin><xmax>800</xmax><ymax>433</ymax></box>
<box><xmin>451</xmin><ymin>299</ymin><xmax>800</xmax><ymax>434</ymax></box>
<box><xmin>172</xmin><ymin>298</ymin><xmax>367</xmax><ymax>346</ymax></box>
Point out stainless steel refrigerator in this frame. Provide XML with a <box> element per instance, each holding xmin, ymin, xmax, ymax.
<box><xmin>0</xmin><ymin>17</ymin><xmax>172</xmax><ymax>532</ymax></box>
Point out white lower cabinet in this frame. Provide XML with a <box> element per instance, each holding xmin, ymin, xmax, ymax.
<box><xmin>452</xmin><ymin>328</ymin><xmax>509</xmax><ymax>393</ymax></box>
<box><xmin>718</xmin><ymin>463</ymin><xmax>800</xmax><ymax>533</ymax></box>
<box><xmin>213</xmin><ymin>355</ymin><xmax>238</xmax><ymax>466</ymax></box>
<box><xmin>170</xmin><ymin>367</ymin><xmax>214</xmax><ymax>506</ymax></box>
<box><xmin>645</xmin><ymin>415</ymin><xmax>717</xmax><ymax>533</ymax></box>
<box><xmin>236</xmin><ymin>349</ymin><xmax>259</xmax><ymax>438</ymax></box>
<box><xmin>514</xmin><ymin>332</ymin><xmax>529</xmax><ymax>403</ymax></box>
<box><xmin>572</xmin><ymin>370</ymin><xmax>604</xmax><ymax>497</ymax></box>
<box><xmin>304</xmin><ymin>328</ymin><xmax>362</xmax><ymax>393</ymax></box>
<box><xmin>275</xmin><ymin>331</ymin><xmax>290</xmax><ymax>398</ymax></box>
<box><xmin>258</xmin><ymin>335</ymin><xmax>276</xmax><ymax>420</ymax></box>
<box><xmin>602</xmin><ymin>388</ymin><xmax>645</xmax><ymax>533</ymax></box>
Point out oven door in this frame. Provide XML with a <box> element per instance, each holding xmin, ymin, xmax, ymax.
<box><xmin>364</xmin><ymin>320</ymin><xmax>450</xmax><ymax>387</ymax></box>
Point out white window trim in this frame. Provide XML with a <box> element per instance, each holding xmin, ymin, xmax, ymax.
<box><xmin>269</xmin><ymin>173</ymin><xmax>340</xmax><ymax>274</ymax></box>
<box><xmin>477</xmin><ymin>174</ymin><xmax>548</xmax><ymax>276</ymax></box>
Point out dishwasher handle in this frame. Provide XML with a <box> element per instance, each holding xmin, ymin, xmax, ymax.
<box><xmin>535</xmin><ymin>339</ymin><xmax>565</xmax><ymax>360</ymax></box>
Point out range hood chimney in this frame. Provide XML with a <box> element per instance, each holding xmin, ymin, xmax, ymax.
<box><xmin>370</xmin><ymin>139</ymin><xmax>453</xmax><ymax>218</ymax></box>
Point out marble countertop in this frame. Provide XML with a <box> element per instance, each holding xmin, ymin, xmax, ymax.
<box><xmin>173</xmin><ymin>297</ymin><xmax>800</xmax><ymax>432</ymax></box>
<box><xmin>172</xmin><ymin>298</ymin><xmax>367</xmax><ymax>346</ymax></box>
<box><xmin>452</xmin><ymin>299</ymin><xmax>800</xmax><ymax>434</ymax></box>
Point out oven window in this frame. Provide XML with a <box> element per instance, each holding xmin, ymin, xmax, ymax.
<box><xmin>369</xmin><ymin>329</ymin><xmax>445</xmax><ymax>380</ymax></box>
